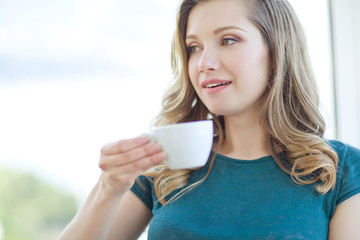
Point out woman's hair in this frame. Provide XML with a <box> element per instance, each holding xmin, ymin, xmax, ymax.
<box><xmin>145</xmin><ymin>0</ymin><xmax>338</xmax><ymax>205</ymax></box>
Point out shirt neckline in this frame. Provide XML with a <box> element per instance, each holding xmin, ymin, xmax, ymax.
<box><xmin>213</xmin><ymin>151</ymin><xmax>275</xmax><ymax>163</ymax></box>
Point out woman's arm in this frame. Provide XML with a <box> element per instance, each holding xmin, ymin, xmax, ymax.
<box><xmin>57</xmin><ymin>136</ymin><xmax>165</xmax><ymax>240</ymax></box>
<box><xmin>106</xmin><ymin>191</ymin><xmax>152</xmax><ymax>240</ymax></box>
<box><xmin>328</xmin><ymin>193</ymin><xmax>360</xmax><ymax>239</ymax></box>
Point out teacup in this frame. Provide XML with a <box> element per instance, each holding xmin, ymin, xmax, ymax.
<box><xmin>144</xmin><ymin>120</ymin><xmax>213</xmax><ymax>170</ymax></box>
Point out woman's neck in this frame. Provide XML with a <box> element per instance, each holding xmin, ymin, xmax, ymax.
<box><xmin>216</xmin><ymin>114</ymin><xmax>271</xmax><ymax>160</ymax></box>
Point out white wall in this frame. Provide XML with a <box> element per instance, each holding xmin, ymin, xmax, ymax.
<box><xmin>330</xmin><ymin>0</ymin><xmax>360</xmax><ymax>147</ymax></box>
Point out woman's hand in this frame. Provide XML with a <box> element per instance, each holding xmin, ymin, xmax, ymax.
<box><xmin>57</xmin><ymin>136</ymin><xmax>162</xmax><ymax>240</ymax></box>
<box><xmin>98</xmin><ymin>136</ymin><xmax>165</xmax><ymax>196</ymax></box>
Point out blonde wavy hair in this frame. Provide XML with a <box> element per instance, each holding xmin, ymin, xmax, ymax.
<box><xmin>145</xmin><ymin>0</ymin><xmax>338</xmax><ymax>205</ymax></box>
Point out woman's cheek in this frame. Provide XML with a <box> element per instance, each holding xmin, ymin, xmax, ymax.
<box><xmin>188</xmin><ymin>60</ymin><xmax>199</xmax><ymax>86</ymax></box>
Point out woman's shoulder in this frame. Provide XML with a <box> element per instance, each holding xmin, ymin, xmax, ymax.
<box><xmin>327</xmin><ymin>139</ymin><xmax>360</xmax><ymax>160</ymax></box>
<box><xmin>326</xmin><ymin>139</ymin><xmax>360</xmax><ymax>206</ymax></box>
<box><xmin>326</xmin><ymin>139</ymin><xmax>360</xmax><ymax>172</ymax></box>
<box><xmin>130</xmin><ymin>175</ymin><xmax>155</xmax><ymax>210</ymax></box>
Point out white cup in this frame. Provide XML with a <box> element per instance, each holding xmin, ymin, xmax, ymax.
<box><xmin>144</xmin><ymin>120</ymin><xmax>213</xmax><ymax>170</ymax></box>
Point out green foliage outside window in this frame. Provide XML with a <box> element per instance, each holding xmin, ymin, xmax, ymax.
<box><xmin>0</xmin><ymin>167</ymin><xmax>78</xmax><ymax>240</ymax></box>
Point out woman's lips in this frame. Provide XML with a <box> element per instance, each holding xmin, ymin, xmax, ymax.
<box><xmin>201</xmin><ymin>79</ymin><xmax>232</xmax><ymax>94</ymax></box>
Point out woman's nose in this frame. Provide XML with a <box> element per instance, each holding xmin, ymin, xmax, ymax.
<box><xmin>198</xmin><ymin>48</ymin><xmax>220</xmax><ymax>73</ymax></box>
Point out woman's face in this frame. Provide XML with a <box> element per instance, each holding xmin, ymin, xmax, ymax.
<box><xmin>186</xmin><ymin>0</ymin><xmax>270</xmax><ymax>118</ymax></box>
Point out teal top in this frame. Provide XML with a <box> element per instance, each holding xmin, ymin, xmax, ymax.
<box><xmin>131</xmin><ymin>140</ymin><xmax>360</xmax><ymax>239</ymax></box>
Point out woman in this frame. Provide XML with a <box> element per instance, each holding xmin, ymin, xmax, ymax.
<box><xmin>58</xmin><ymin>0</ymin><xmax>360</xmax><ymax>239</ymax></box>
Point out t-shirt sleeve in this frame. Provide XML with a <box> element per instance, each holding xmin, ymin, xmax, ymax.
<box><xmin>336</xmin><ymin>144</ymin><xmax>360</xmax><ymax>206</ymax></box>
<box><xmin>130</xmin><ymin>175</ymin><xmax>154</xmax><ymax>210</ymax></box>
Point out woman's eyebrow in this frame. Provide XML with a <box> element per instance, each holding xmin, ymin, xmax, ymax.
<box><xmin>186</xmin><ymin>34</ymin><xmax>197</xmax><ymax>41</ymax></box>
<box><xmin>213</xmin><ymin>25</ymin><xmax>248</xmax><ymax>35</ymax></box>
<box><xmin>186</xmin><ymin>25</ymin><xmax>248</xmax><ymax>40</ymax></box>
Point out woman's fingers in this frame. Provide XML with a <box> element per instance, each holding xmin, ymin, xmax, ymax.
<box><xmin>99</xmin><ymin>151</ymin><xmax>166</xmax><ymax>194</ymax></box>
<box><xmin>100</xmin><ymin>136</ymin><xmax>150</xmax><ymax>156</ymax></box>
<box><xmin>99</xmin><ymin>142</ymin><xmax>163</xmax><ymax>170</ymax></box>
<box><xmin>98</xmin><ymin>135</ymin><xmax>166</xmax><ymax>194</ymax></box>
<box><xmin>116</xmin><ymin>152</ymin><xmax>166</xmax><ymax>174</ymax></box>
<box><xmin>104</xmin><ymin>152</ymin><xmax>166</xmax><ymax>181</ymax></box>
<box><xmin>99</xmin><ymin>135</ymin><xmax>166</xmax><ymax>180</ymax></box>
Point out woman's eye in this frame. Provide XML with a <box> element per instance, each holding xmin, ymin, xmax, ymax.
<box><xmin>222</xmin><ymin>38</ymin><xmax>237</xmax><ymax>46</ymax></box>
<box><xmin>187</xmin><ymin>45</ymin><xmax>201</xmax><ymax>54</ymax></box>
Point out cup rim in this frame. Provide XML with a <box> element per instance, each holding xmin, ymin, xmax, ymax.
<box><xmin>151</xmin><ymin>119</ymin><xmax>213</xmax><ymax>131</ymax></box>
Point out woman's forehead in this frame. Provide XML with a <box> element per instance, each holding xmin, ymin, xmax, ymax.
<box><xmin>186</xmin><ymin>0</ymin><xmax>252</xmax><ymax>36</ymax></box>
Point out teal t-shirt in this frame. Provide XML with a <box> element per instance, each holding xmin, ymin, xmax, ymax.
<box><xmin>131</xmin><ymin>140</ymin><xmax>360</xmax><ymax>239</ymax></box>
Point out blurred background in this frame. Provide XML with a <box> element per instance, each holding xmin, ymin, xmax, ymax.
<box><xmin>0</xmin><ymin>0</ymin><xmax>359</xmax><ymax>239</ymax></box>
